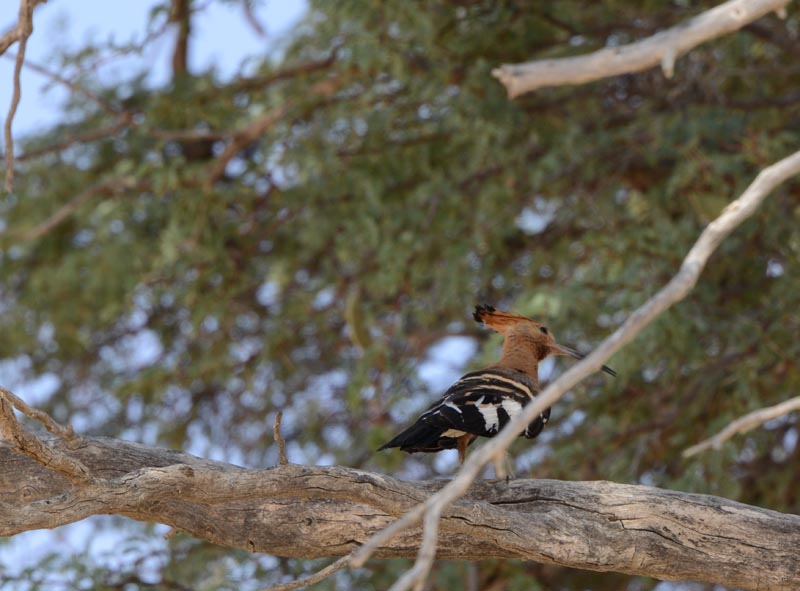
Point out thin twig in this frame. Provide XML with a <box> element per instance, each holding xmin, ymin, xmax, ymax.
<box><xmin>367</xmin><ymin>149</ymin><xmax>800</xmax><ymax>591</ymax></box>
<box><xmin>258</xmin><ymin>556</ymin><xmax>351</xmax><ymax>591</ymax></box>
<box><xmin>492</xmin><ymin>0</ymin><xmax>791</xmax><ymax>97</ymax></box>
<box><xmin>3</xmin><ymin>53</ymin><xmax>123</xmax><ymax>116</ymax></box>
<box><xmin>274</xmin><ymin>411</ymin><xmax>288</xmax><ymax>465</ymax></box>
<box><xmin>4</xmin><ymin>0</ymin><xmax>36</xmax><ymax>192</ymax></box>
<box><xmin>16</xmin><ymin>115</ymin><xmax>134</xmax><ymax>162</ymax></box>
<box><xmin>230</xmin><ymin>46</ymin><xmax>341</xmax><ymax>92</ymax></box>
<box><xmin>241</xmin><ymin>0</ymin><xmax>267</xmax><ymax>39</ymax></box>
<box><xmin>683</xmin><ymin>396</ymin><xmax>800</xmax><ymax>458</ymax></box>
<box><xmin>0</xmin><ymin>387</ymin><xmax>93</xmax><ymax>484</ymax></box>
<box><xmin>388</xmin><ymin>509</ymin><xmax>441</xmax><ymax>591</ymax></box>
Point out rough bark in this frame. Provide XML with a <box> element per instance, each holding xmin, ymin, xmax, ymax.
<box><xmin>1</xmin><ymin>436</ymin><xmax>799</xmax><ymax>590</ymax></box>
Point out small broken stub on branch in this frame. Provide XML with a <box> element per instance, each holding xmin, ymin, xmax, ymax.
<box><xmin>661</xmin><ymin>47</ymin><xmax>676</xmax><ymax>79</ymax></box>
<box><xmin>274</xmin><ymin>410</ymin><xmax>288</xmax><ymax>465</ymax></box>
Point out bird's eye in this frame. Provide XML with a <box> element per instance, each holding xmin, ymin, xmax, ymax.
<box><xmin>540</xmin><ymin>326</ymin><xmax>549</xmax><ymax>335</ymax></box>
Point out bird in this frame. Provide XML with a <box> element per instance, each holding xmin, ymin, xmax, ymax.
<box><xmin>378</xmin><ymin>304</ymin><xmax>615</xmax><ymax>476</ymax></box>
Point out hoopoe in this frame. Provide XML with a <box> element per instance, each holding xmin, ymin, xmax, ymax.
<box><xmin>378</xmin><ymin>304</ymin><xmax>615</xmax><ymax>476</ymax></box>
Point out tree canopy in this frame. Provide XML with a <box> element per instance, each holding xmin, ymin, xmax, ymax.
<box><xmin>1</xmin><ymin>1</ymin><xmax>799</xmax><ymax>589</ymax></box>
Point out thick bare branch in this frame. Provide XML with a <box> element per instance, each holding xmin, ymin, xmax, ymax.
<box><xmin>1</xmin><ymin>436</ymin><xmax>799</xmax><ymax>590</ymax></box>
<box><xmin>684</xmin><ymin>395</ymin><xmax>800</xmax><ymax>457</ymax></box>
<box><xmin>376</xmin><ymin>148</ymin><xmax>800</xmax><ymax>590</ymax></box>
<box><xmin>492</xmin><ymin>0</ymin><xmax>792</xmax><ymax>98</ymax></box>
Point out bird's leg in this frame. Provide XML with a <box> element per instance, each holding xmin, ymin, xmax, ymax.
<box><xmin>492</xmin><ymin>450</ymin><xmax>515</xmax><ymax>480</ymax></box>
<box><xmin>457</xmin><ymin>434</ymin><xmax>471</xmax><ymax>466</ymax></box>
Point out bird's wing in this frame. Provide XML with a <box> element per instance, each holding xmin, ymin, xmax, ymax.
<box><xmin>378</xmin><ymin>369</ymin><xmax>550</xmax><ymax>453</ymax></box>
<box><xmin>418</xmin><ymin>369</ymin><xmax>549</xmax><ymax>438</ymax></box>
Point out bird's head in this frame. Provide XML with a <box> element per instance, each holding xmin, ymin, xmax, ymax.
<box><xmin>473</xmin><ymin>304</ymin><xmax>616</xmax><ymax>376</ymax></box>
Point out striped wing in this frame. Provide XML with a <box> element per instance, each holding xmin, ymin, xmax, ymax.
<box><xmin>431</xmin><ymin>369</ymin><xmax>550</xmax><ymax>439</ymax></box>
<box><xmin>378</xmin><ymin>368</ymin><xmax>551</xmax><ymax>454</ymax></box>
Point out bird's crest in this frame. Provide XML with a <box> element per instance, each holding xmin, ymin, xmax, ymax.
<box><xmin>474</xmin><ymin>304</ymin><xmax>616</xmax><ymax>377</ymax></box>
<box><xmin>473</xmin><ymin>304</ymin><xmax>540</xmax><ymax>334</ymax></box>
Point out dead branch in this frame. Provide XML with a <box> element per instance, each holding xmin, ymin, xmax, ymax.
<box><xmin>3</xmin><ymin>0</ymin><xmax>43</xmax><ymax>192</ymax></box>
<box><xmin>683</xmin><ymin>395</ymin><xmax>800</xmax><ymax>457</ymax></box>
<box><xmin>492</xmin><ymin>0</ymin><xmax>792</xmax><ymax>98</ymax></box>
<box><xmin>258</xmin><ymin>556</ymin><xmax>350</xmax><ymax>591</ymax></box>
<box><xmin>3</xmin><ymin>40</ymin><xmax>26</xmax><ymax>192</ymax></box>
<box><xmin>273</xmin><ymin>411</ymin><xmax>288</xmax><ymax>465</ymax></box>
<box><xmin>0</xmin><ymin>388</ymin><xmax>93</xmax><ymax>484</ymax></box>
<box><xmin>0</xmin><ymin>387</ymin><xmax>76</xmax><ymax>441</ymax></box>
<box><xmin>0</xmin><ymin>0</ymin><xmax>44</xmax><ymax>56</ymax></box>
<box><xmin>4</xmin><ymin>53</ymin><xmax>124</xmax><ymax>116</ymax></box>
<box><xmin>1</xmin><ymin>431</ymin><xmax>799</xmax><ymax>590</ymax></box>
<box><xmin>372</xmin><ymin>147</ymin><xmax>800</xmax><ymax>591</ymax></box>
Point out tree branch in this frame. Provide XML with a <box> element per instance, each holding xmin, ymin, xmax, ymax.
<box><xmin>492</xmin><ymin>0</ymin><xmax>792</xmax><ymax>98</ymax></box>
<box><xmin>15</xmin><ymin>115</ymin><xmax>134</xmax><ymax>162</ymax></box>
<box><xmin>373</xmin><ymin>147</ymin><xmax>800</xmax><ymax>591</ymax></box>
<box><xmin>3</xmin><ymin>0</ymin><xmax>43</xmax><ymax>192</ymax></box>
<box><xmin>1</xmin><ymin>433</ymin><xmax>799</xmax><ymax>590</ymax></box>
<box><xmin>273</xmin><ymin>411</ymin><xmax>288</xmax><ymax>465</ymax></box>
<box><xmin>683</xmin><ymin>395</ymin><xmax>800</xmax><ymax>457</ymax></box>
<box><xmin>230</xmin><ymin>46</ymin><xmax>341</xmax><ymax>92</ymax></box>
<box><xmin>0</xmin><ymin>388</ymin><xmax>93</xmax><ymax>485</ymax></box>
<box><xmin>0</xmin><ymin>0</ymin><xmax>43</xmax><ymax>55</ymax></box>
<box><xmin>170</xmin><ymin>0</ymin><xmax>192</xmax><ymax>77</ymax></box>
<box><xmin>258</xmin><ymin>556</ymin><xmax>350</xmax><ymax>591</ymax></box>
<box><xmin>3</xmin><ymin>52</ymin><xmax>123</xmax><ymax>116</ymax></box>
<box><xmin>0</xmin><ymin>387</ymin><xmax>77</xmax><ymax>441</ymax></box>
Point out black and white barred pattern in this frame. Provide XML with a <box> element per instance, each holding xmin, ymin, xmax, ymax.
<box><xmin>378</xmin><ymin>368</ymin><xmax>550</xmax><ymax>455</ymax></box>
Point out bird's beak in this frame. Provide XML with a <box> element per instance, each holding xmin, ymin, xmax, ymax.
<box><xmin>552</xmin><ymin>344</ymin><xmax>617</xmax><ymax>377</ymax></box>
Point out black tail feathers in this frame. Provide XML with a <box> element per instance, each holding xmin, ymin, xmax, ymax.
<box><xmin>377</xmin><ymin>421</ymin><xmax>451</xmax><ymax>454</ymax></box>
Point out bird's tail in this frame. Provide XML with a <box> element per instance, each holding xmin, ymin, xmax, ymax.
<box><xmin>377</xmin><ymin>421</ymin><xmax>452</xmax><ymax>453</ymax></box>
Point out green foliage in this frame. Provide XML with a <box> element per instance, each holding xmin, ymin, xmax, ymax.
<box><xmin>2</xmin><ymin>0</ymin><xmax>799</xmax><ymax>589</ymax></box>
